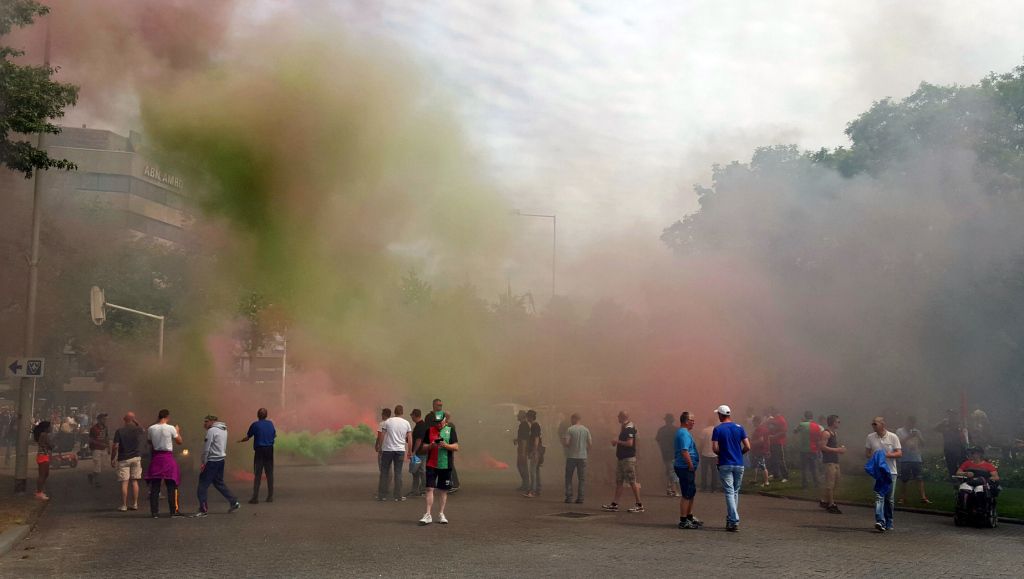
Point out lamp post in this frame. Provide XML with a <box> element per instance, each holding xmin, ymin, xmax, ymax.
<box><xmin>14</xmin><ymin>20</ymin><xmax>52</xmax><ymax>493</ymax></box>
<box><xmin>513</xmin><ymin>210</ymin><xmax>557</xmax><ymax>299</ymax></box>
<box><xmin>90</xmin><ymin>286</ymin><xmax>165</xmax><ymax>363</ymax></box>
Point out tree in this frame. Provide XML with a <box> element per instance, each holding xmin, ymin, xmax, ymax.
<box><xmin>0</xmin><ymin>0</ymin><xmax>78</xmax><ymax>178</ymax></box>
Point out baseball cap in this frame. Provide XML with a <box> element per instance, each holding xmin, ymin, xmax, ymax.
<box><xmin>716</xmin><ymin>405</ymin><xmax>732</xmax><ymax>416</ymax></box>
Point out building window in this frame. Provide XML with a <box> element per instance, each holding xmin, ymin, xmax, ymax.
<box><xmin>78</xmin><ymin>172</ymin><xmax>131</xmax><ymax>193</ymax></box>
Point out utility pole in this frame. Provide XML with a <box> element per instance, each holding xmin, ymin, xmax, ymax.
<box><xmin>14</xmin><ymin>20</ymin><xmax>51</xmax><ymax>493</ymax></box>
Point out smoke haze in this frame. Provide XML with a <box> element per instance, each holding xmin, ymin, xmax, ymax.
<box><xmin>4</xmin><ymin>2</ymin><xmax>1024</xmax><ymax>461</ymax></box>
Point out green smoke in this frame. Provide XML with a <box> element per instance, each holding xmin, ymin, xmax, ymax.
<box><xmin>275</xmin><ymin>424</ymin><xmax>376</xmax><ymax>464</ymax></box>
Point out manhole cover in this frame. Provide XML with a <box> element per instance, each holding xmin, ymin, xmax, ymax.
<box><xmin>551</xmin><ymin>512</ymin><xmax>593</xmax><ymax>518</ymax></box>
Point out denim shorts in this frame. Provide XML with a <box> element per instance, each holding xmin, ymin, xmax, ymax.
<box><xmin>674</xmin><ymin>466</ymin><xmax>697</xmax><ymax>499</ymax></box>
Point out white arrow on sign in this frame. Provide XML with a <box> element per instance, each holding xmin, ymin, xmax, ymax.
<box><xmin>6</xmin><ymin>358</ymin><xmax>45</xmax><ymax>378</ymax></box>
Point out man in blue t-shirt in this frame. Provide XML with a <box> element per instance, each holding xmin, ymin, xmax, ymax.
<box><xmin>674</xmin><ymin>411</ymin><xmax>702</xmax><ymax>529</ymax></box>
<box><xmin>711</xmin><ymin>404</ymin><xmax>750</xmax><ymax>532</ymax></box>
<box><xmin>238</xmin><ymin>407</ymin><xmax>276</xmax><ymax>504</ymax></box>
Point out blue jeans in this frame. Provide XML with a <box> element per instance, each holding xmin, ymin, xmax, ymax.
<box><xmin>875</xmin><ymin>473</ymin><xmax>897</xmax><ymax>528</ymax></box>
<box><xmin>528</xmin><ymin>455</ymin><xmax>541</xmax><ymax>493</ymax></box>
<box><xmin>564</xmin><ymin>458</ymin><xmax>586</xmax><ymax>500</ymax></box>
<box><xmin>800</xmin><ymin>452</ymin><xmax>820</xmax><ymax>489</ymax></box>
<box><xmin>378</xmin><ymin>451</ymin><xmax>404</xmax><ymax>499</ymax></box>
<box><xmin>718</xmin><ymin>465</ymin><xmax>744</xmax><ymax>525</ymax></box>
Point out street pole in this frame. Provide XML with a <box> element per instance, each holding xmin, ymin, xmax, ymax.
<box><xmin>14</xmin><ymin>11</ymin><xmax>52</xmax><ymax>494</ymax></box>
<box><xmin>280</xmin><ymin>339</ymin><xmax>287</xmax><ymax>411</ymax></box>
<box><xmin>13</xmin><ymin>132</ymin><xmax>45</xmax><ymax>495</ymax></box>
<box><xmin>513</xmin><ymin>211</ymin><xmax>557</xmax><ymax>299</ymax></box>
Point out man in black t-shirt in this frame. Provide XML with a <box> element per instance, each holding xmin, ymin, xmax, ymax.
<box><xmin>515</xmin><ymin>411</ymin><xmax>530</xmax><ymax>491</ymax></box>
<box><xmin>110</xmin><ymin>412</ymin><xmax>145</xmax><ymax>511</ymax></box>
<box><xmin>602</xmin><ymin>410</ymin><xmax>643</xmax><ymax>513</ymax></box>
<box><xmin>408</xmin><ymin>409</ymin><xmax>428</xmax><ymax>496</ymax></box>
<box><xmin>417</xmin><ymin>399</ymin><xmax>460</xmax><ymax>493</ymax></box>
<box><xmin>934</xmin><ymin>410</ymin><xmax>966</xmax><ymax>476</ymax></box>
<box><xmin>524</xmin><ymin>410</ymin><xmax>542</xmax><ymax>497</ymax></box>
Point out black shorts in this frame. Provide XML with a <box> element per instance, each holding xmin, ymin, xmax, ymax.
<box><xmin>425</xmin><ymin>467</ymin><xmax>453</xmax><ymax>492</ymax></box>
<box><xmin>898</xmin><ymin>462</ymin><xmax>923</xmax><ymax>482</ymax></box>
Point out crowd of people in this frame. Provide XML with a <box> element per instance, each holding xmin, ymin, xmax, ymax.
<box><xmin>28</xmin><ymin>407</ymin><xmax>277</xmax><ymax>519</ymax></box>
<box><xmin>17</xmin><ymin>397</ymin><xmax>1015</xmax><ymax>533</ymax></box>
<box><xmin>375</xmin><ymin>398</ymin><xmax>460</xmax><ymax>525</ymax></box>
<box><xmin>506</xmin><ymin>405</ymin><xmax>1009</xmax><ymax>533</ymax></box>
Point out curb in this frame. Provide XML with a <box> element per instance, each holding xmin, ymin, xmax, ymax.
<box><xmin>758</xmin><ymin>490</ymin><xmax>1024</xmax><ymax>525</ymax></box>
<box><xmin>0</xmin><ymin>525</ymin><xmax>30</xmax><ymax>558</ymax></box>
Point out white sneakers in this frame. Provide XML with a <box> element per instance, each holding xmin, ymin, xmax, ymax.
<box><xmin>419</xmin><ymin>512</ymin><xmax>449</xmax><ymax>525</ymax></box>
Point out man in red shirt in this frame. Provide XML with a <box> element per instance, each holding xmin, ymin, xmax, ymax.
<box><xmin>957</xmin><ymin>447</ymin><xmax>999</xmax><ymax>481</ymax></box>
<box><xmin>767</xmin><ymin>409</ymin><xmax>789</xmax><ymax>482</ymax></box>
<box><xmin>417</xmin><ymin>412</ymin><xmax>459</xmax><ymax>526</ymax></box>
<box><xmin>750</xmin><ymin>416</ymin><xmax>771</xmax><ymax>487</ymax></box>
<box><xmin>794</xmin><ymin>411</ymin><xmax>822</xmax><ymax>490</ymax></box>
<box><xmin>88</xmin><ymin>413</ymin><xmax>110</xmax><ymax>487</ymax></box>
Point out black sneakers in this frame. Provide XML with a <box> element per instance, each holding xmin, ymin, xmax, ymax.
<box><xmin>229</xmin><ymin>501</ymin><xmax>241</xmax><ymax>513</ymax></box>
<box><xmin>827</xmin><ymin>504</ymin><xmax>842</xmax><ymax>514</ymax></box>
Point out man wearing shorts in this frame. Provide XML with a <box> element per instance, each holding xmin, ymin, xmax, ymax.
<box><xmin>674</xmin><ymin>411</ymin><xmax>702</xmax><ymax>529</ymax></box>
<box><xmin>819</xmin><ymin>415</ymin><xmax>846</xmax><ymax>514</ymax></box>
<box><xmin>602</xmin><ymin>410</ymin><xmax>644</xmax><ymax>513</ymax></box>
<box><xmin>110</xmin><ymin>412</ymin><xmax>144</xmax><ymax>511</ymax></box>
<box><xmin>418</xmin><ymin>412</ymin><xmax>459</xmax><ymax>525</ymax></box>
<box><xmin>896</xmin><ymin>416</ymin><xmax>930</xmax><ymax>505</ymax></box>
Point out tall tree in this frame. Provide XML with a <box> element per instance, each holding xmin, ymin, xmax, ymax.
<box><xmin>0</xmin><ymin>0</ymin><xmax>78</xmax><ymax>178</ymax></box>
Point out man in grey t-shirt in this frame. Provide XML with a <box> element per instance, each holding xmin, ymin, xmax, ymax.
<box><xmin>562</xmin><ymin>413</ymin><xmax>592</xmax><ymax>504</ymax></box>
<box><xmin>895</xmin><ymin>415</ymin><xmax>930</xmax><ymax>505</ymax></box>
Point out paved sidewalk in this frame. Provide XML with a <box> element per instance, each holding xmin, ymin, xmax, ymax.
<box><xmin>0</xmin><ymin>462</ymin><xmax>1021</xmax><ymax>578</ymax></box>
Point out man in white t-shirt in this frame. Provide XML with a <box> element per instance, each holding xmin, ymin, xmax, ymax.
<box><xmin>864</xmin><ymin>416</ymin><xmax>902</xmax><ymax>532</ymax></box>
<box><xmin>145</xmin><ymin>409</ymin><xmax>184</xmax><ymax>518</ymax></box>
<box><xmin>378</xmin><ymin>405</ymin><xmax>412</xmax><ymax>501</ymax></box>
<box><xmin>697</xmin><ymin>417</ymin><xmax>718</xmax><ymax>492</ymax></box>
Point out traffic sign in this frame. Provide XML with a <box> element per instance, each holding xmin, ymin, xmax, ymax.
<box><xmin>6</xmin><ymin>358</ymin><xmax>45</xmax><ymax>378</ymax></box>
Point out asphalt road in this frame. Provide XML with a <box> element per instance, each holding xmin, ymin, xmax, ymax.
<box><xmin>1</xmin><ymin>460</ymin><xmax>1021</xmax><ymax>578</ymax></box>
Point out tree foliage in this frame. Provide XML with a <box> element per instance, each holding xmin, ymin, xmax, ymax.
<box><xmin>0</xmin><ymin>0</ymin><xmax>79</xmax><ymax>178</ymax></box>
<box><xmin>661</xmin><ymin>61</ymin><xmax>1024</xmax><ymax>417</ymax></box>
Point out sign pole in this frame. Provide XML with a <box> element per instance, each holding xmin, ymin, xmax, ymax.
<box><xmin>14</xmin><ymin>15</ymin><xmax>51</xmax><ymax>494</ymax></box>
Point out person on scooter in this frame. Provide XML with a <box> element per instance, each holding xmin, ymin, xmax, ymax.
<box><xmin>957</xmin><ymin>447</ymin><xmax>1000</xmax><ymax>493</ymax></box>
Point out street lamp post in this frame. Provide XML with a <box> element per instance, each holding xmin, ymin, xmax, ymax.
<box><xmin>513</xmin><ymin>210</ymin><xmax>557</xmax><ymax>299</ymax></box>
<box><xmin>13</xmin><ymin>21</ymin><xmax>52</xmax><ymax>492</ymax></box>
<box><xmin>90</xmin><ymin>286</ymin><xmax>165</xmax><ymax>363</ymax></box>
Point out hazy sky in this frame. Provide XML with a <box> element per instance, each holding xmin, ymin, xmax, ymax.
<box><xmin>55</xmin><ymin>1</ymin><xmax>1023</xmax><ymax>258</ymax></box>
<box><xmin>265</xmin><ymin>1</ymin><xmax>1023</xmax><ymax>254</ymax></box>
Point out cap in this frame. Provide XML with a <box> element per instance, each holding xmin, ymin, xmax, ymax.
<box><xmin>716</xmin><ymin>405</ymin><xmax>732</xmax><ymax>416</ymax></box>
<box><xmin>204</xmin><ymin>414</ymin><xmax>219</xmax><ymax>421</ymax></box>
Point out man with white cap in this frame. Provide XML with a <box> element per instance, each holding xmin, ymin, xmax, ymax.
<box><xmin>711</xmin><ymin>404</ymin><xmax>750</xmax><ymax>532</ymax></box>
